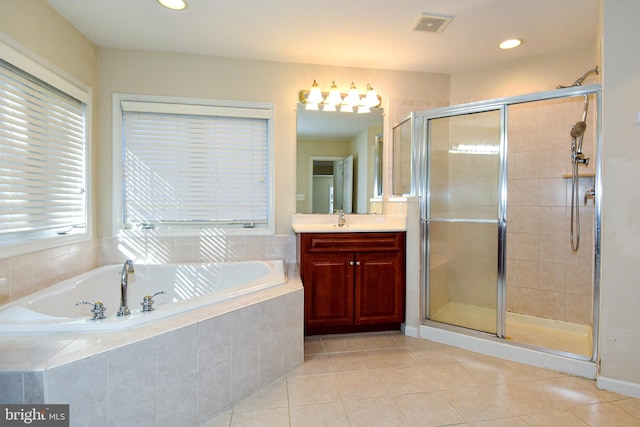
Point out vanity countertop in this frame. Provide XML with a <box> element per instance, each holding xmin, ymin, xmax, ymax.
<box><xmin>291</xmin><ymin>214</ymin><xmax>406</xmax><ymax>233</ymax></box>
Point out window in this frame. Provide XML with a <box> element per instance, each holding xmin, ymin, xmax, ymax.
<box><xmin>0</xmin><ymin>42</ymin><xmax>90</xmax><ymax>252</ymax></box>
<box><xmin>114</xmin><ymin>94</ymin><xmax>274</xmax><ymax>235</ymax></box>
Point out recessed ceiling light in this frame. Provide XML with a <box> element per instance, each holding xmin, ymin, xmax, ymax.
<box><xmin>498</xmin><ymin>38</ymin><xmax>522</xmax><ymax>50</ymax></box>
<box><xmin>157</xmin><ymin>0</ymin><xmax>188</xmax><ymax>10</ymax></box>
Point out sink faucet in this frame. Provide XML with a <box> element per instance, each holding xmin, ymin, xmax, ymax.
<box><xmin>117</xmin><ymin>259</ymin><xmax>135</xmax><ymax>317</ymax></box>
<box><xmin>337</xmin><ymin>209</ymin><xmax>345</xmax><ymax>227</ymax></box>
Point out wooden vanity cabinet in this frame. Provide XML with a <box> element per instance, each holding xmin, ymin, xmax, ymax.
<box><xmin>297</xmin><ymin>232</ymin><xmax>406</xmax><ymax>335</ymax></box>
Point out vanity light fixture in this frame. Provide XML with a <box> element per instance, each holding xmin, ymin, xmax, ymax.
<box><xmin>157</xmin><ymin>0</ymin><xmax>188</xmax><ymax>10</ymax></box>
<box><xmin>299</xmin><ymin>80</ymin><xmax>382</xmax><ymax>113</ymax></box>
<box><xmin>498</xmin><ymin>38</ymin><xmax>522</xmax><ymax>50</ymax></box>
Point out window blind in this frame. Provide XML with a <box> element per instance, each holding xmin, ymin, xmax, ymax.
<box><xmin>121</xmin><ymin>103</ymin><xmax>269</xmax><ymax>227</ymax></box>
<box><xmin>0</xmin><ymin>58</ymin><xmax>87</xmax><ymax>244</ymax></box>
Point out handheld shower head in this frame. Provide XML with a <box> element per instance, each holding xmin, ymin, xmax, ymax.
<box><xmin>570</xmin><ymin>121</ymin><xmax>587</xmax><ymax>139</ymax></box>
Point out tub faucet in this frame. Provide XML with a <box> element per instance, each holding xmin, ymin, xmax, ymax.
<box><xmin>117</xmin><ymin>259</ymin><xmax>135</xmax><ymax>317</ymax></box>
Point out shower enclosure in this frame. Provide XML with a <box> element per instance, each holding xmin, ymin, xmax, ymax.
<box><xmin>411</xmin><ymin>84</ymin><xmax>601</xmax><ymax>360</ymax></box>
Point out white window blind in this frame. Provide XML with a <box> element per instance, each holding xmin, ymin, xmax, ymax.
<box><xmin>0</xmin><ymin>58</ymin><xmax>87</xmax><ymax>246</ymax></box>
<box><xmin>121</xmin><ymin>101</ymin><xmax>270</xmax><ymax>228</ymax></box>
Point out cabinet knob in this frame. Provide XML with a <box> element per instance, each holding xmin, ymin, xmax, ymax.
<box><xmin>349</xmin><ymin>261</ymin><xmax>354</xmax><ymax>266</ymax></box>
<box><xmin>356</xmin><ymin>261</ymin><xmax>361</xmax><ymax>266</ymax></box>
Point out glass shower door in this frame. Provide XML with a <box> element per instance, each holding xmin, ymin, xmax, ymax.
<box><xmin>426</xmin><ymin>110</ymin><xmax>502</xmax><ymax>334</ymax></box>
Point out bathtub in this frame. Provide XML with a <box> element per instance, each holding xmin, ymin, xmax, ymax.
<box><xmin>0</xmin><ymin>259</ymin><xmax>303</xmax><ymax>425</ymax></box>
<box><xmin>0</xmin><ymin>259</ymin><xmax>286</xmax><ymax>334</ymax></box>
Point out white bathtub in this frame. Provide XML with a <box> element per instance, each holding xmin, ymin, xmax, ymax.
<box><xmin>0</xmin><ymin>260</ymin><xmax>286</xmax><ymax>334</ymax></box>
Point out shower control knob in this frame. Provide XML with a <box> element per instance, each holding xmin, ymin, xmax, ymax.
<box><xmin>584</xmin><ymin>189</ymin><xmax>595</xmax><ymax>205</ymax></box>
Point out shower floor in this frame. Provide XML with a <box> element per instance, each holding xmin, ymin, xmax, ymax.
<box><xmin>431</xmin><ymin>302</ymin><xmax>592</xmax><ymax>358</ymax></box>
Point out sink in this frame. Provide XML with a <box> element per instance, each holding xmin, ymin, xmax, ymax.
<box><xmin>291</xmin><ymin>214</ymin><xmax>406</xmax><ymax>233</ymax></box>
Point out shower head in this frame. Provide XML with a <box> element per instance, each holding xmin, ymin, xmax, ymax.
<box><xmin>570</xmin><ymin>121</ymin><xmax>587</xmax><ymax>139</ymax></box>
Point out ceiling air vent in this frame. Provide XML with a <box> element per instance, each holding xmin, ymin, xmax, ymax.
<box><xmin>412</xmin><ymin>14</ymin><xmax>453</xmax><ymax>34</ymax></box>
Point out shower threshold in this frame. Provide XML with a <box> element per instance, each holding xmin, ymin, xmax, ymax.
<box><xmin>431</xmin><ymin>302</ymin><xmax>592</xmax><ymax>358</ymax></box>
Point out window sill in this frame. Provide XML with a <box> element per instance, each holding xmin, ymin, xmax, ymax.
<box><xmin>115</xmin><ymin>226</ymin><xmax>275</xmax><ymax>239</ymax></box>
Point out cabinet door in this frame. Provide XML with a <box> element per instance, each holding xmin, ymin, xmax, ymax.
<box><xmin>303</xmin><ymin>253</ymin><xmax>354</xmax><ymax>328</ymax></box>
<box><xmin>355</xmin><ymin>252</ymin><xmax>405</xmax><ymax>325</ymax></box>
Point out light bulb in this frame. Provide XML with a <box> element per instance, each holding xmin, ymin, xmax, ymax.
<box><xmin>307</xmin><ymin>80</ymin><xmax>324</xmax><ymax>104</ymax></box>
<box><xmin>498</xmin><ymin>38</ymin><xmax>522</xmax><ymax>50</ymax></box>
<box><xmin>326</xmin><ymin>81</ymin><xmax>343</xmax><ymax>106</ymax></box>
<box><xmin>364</xmin><ymin>84</ymin><xmax>380</xmax><ymax>107</ymax></box>
<box><xmin>346</xmin><ymin>82</ymin><xmax>361</xmax><ymax>107</ymax></box>
<box><xmin>157</xmin><ymin>0</ymin><xmax>187</xmax><ymax>10</ymax></box>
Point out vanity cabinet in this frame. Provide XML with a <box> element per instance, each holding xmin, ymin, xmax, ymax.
<box><xmin>297</xmin><ymin>232</ymin><xmax>405</xmax><ymax>335</ymax></box>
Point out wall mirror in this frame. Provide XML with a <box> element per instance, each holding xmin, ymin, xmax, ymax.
<box><xmin>392</xmin><ymin>116</ymin><xmax>413</xmax><ymax>196</ymax></box>
<box><xmin>296</xmin><ymin>104</ymin><xmax>383</xmax><ymax>214</ymax></box>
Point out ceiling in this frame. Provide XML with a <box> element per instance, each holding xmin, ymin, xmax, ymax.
<box><xmin>45</xmin><ymin>0</ymin><xmax>600</xmax><ymax>74</ymax></box>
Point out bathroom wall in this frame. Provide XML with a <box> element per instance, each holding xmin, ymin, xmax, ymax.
<box><xmin>0</xmin><ymin>0</ymin><xmax>99</xmax><ymax>304</ymax></box>
<box><xmin>95</xmin><ymin>48</ymin><xmax>452</xmax><ymax>239</ymax></box>
<box><xmin>450</xmin><ymin>46</ymin><xmax>598</xmax><ymax>104</ymax></box>
<box><xmin>93</xmin><ymin>49</ymin><xmax>451</xmax><ymax>275</ymax></box>
<box><xmin>599</xmin><ymin>0</ymin><xmax>640</xmax><ymax>393</ymax></box>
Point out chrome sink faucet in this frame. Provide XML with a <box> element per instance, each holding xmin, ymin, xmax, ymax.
<box><xmin>117</xmin><ymin>259</ymin><xmax>135</xmax><ymax>317</ymax></box>
<box><xmin>337</xmin><ymin>209</ymin><xmax>346</xmax><ymax>227</ymax></box>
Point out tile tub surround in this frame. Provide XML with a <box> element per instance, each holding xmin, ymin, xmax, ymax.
<box><xmin>0</xmin><ymin>270</ymin><xmax>303</xmax><ymax>427</ymax></box>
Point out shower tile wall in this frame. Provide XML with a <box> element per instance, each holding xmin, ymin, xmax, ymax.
<box><xmin>98</xmin><ymin>235</ymin><xmax>295</xmax><ymax>266</ymax></box>
<box><xmin>0</xmin><ymin>235</ymin><xmax>296</xmax><ymax>306</ymax></box>
<box><xmin>0</xmin><ymin>239</ymin><xmax>98</xmax><ymax>305</ymax></box>
<box><xmin>506</xmin><ymin>97</ymin><xmax>595</xmax><ymax>326</ymax></box>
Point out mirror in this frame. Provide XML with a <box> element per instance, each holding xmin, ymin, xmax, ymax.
<box><xmin>392</xmin><ymin>116</ymin><xmax>412</xmax><ymax>196</ymax></box>
<box><xmin>296</xmin><ymin>104</ymin><xmax>383</xmax><ymax>213</ymax></box>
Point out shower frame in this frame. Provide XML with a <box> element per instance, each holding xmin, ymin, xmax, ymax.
<box><xmin>415</xmin><ymin>85</ymin><xmax>602</xmax><ymax>362</ymax></box>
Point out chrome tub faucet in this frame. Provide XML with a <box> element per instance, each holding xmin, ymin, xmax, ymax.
<box><xmin>117</xmin><ymin>259</ymin><xmax>135</xmax><ymax>317</ymax></box>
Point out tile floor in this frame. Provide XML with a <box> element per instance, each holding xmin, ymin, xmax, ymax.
<box><xmin>202</xmin><ymin>332</ymin><xmax>640</xmax><ymax>427</ymax></box>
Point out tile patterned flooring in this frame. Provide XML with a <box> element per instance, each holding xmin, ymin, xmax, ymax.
<box><xmin>203</xmin><ymin>332</ymin><xmax>640</xmax><ymax>427</ymax></box>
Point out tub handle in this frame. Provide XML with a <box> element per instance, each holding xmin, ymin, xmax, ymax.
<box><xmin>141</xmin><ymin>291</ymin><xmax>166</xmax><ymax>312</ymax></box>
<box><xmin>76</xmin><ymin>300</ymin><xmax>107</xmax><ymax>320</ymax></box>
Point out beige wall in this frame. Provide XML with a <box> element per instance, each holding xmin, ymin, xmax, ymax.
<box><xmin>0</xmin><ymin>0</ymin><xmax>97</xmax><ymax>87</ymax></box>
<box><xmin>450</xmin><ymin>46</ymin><xmax>598</xmax><ymax>104</ymax></box>
<box><xmin>599</xmin><ymin>0</ymin><xmax>640</xmax><ymax>390</ymax></box>
<box><xmin>0</xmin><ymin>0</ymin><xmax>99</xmax><ymax>303</ymax></box>
<box><xmin>96</xmin><ymin>48</ymin><xmax>450</xmax><ymax>235</ymax></box>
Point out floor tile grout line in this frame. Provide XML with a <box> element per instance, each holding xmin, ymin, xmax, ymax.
<box><xmin>211</xmin><ymin>332</ymin><xmax>640</xmax><ymax>427</ymax></box>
